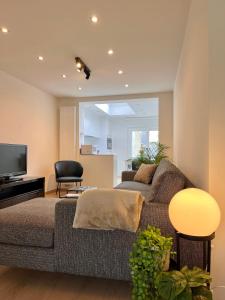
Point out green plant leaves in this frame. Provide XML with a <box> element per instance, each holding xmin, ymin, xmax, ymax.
<box><xmin>156</xmin><ymin>271</ymin><xmax>187</xmax><ymax>300</ymax></box>
<box><xmin>129</xmin><ymin>226</ymin><xmax>173</xmax><ymax>299</ymax></box>
<box><xmin>129</xmin><ymin>226</ymin><xmax>212</xmax><ymax>300</ymax></box>
<box><xmin>156</xmin><ymin>266</ymin><xmax>212</xmax><ymax>300</ymax></box>
<box><xmin>177</xmin><ymin>286</ymin><xmax>192</xmax><ymax>300</ymax></box>
<box><xmin>145</xmin><ymin>142</ymin><xmax>169</xmax><ymax>165</ymax></box>
<box><xmin>180</xmin><ymin>267</ymin><xmax>212</xmax><ymax>288</ymax></box>
<box><xmin>192</xmin><ymin>286</ymin><xmax>213</xmax><ymax>300</ymax></box>
<box><xmin>132</xmin><ymin>142</ymin><xmax>169</xmax><ymax>169</ymax></box>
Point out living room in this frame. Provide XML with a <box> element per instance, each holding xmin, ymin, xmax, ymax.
<box><xmin>0</xmin><ymin>0</ymin><xmax>225</xmax><ymax>299</ymax></box>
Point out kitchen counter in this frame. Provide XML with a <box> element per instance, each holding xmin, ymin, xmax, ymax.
<box><xmin>79</xmin><ymin>154</ymin><xmax>117</xmax><ymax>188</ymax></box>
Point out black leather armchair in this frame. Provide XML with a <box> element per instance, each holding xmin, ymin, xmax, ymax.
<box><xmin>55</xmin><ymin>160</ymin><xmax>83</xmax><ymax>197</ymax></box>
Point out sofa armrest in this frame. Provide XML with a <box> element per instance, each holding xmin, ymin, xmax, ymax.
<box><xmin>121</xmin><ymin>170</ymin><xmax>137</xmax><ymax>182</ymax></box>
<box><xmin>55</xmin><ymin>199</ymin><xmax>76</xmax><ymax>244</ymax></box>
<box><xmin>55</xmin><ymin>198</ymin><xmax>76</xmax><ymax>225</ymax></box>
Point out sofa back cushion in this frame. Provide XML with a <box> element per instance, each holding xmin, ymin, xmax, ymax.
<box><xmin>152</xmin><ymin>159</ymin><xmax>180</xmax><ymax>185</ymax></box>
<box><xmin>150</xmin><ymin>160</ymin><xmax>186</xmax><ymax>204</ymax></box>
<box><xmin>152</xmin><ymin>159</ymin><xmax>194</xmax><ymax>188</ymax></box>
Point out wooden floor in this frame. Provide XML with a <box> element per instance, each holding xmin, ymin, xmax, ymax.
<box><xmin>0</xmin><ymin>266</ymin><xmax>131</xmax><ymax>300</ymax></box>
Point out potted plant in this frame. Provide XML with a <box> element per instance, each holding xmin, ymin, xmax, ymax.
<box><xmin>132</xmin><ymin>142</ymin><xmax>169</xmax><ymax>170</ymax></box>
<box><xmin>129</xmin><ymin>226</ymin><xmax>173</xmax><ymax>299</ymax></box>
<box><xmin>155</xmin><ymin>266</ymin><xmax>212</xmax><ymax>300</ymax></box>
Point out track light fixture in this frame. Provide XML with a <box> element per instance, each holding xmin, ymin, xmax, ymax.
<box><xmin>75</xmin><ymin>57</ymin><xmax>91</xmax><ymax>80</ymax></box>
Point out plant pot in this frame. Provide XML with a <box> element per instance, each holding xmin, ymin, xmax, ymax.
<box><xmin>132</xmin><ymin>160</ymin><xmax>139</xmax><ymax>170</ymax></box>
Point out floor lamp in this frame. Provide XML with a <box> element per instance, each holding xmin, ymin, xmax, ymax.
<box><xmin>169</xmin><ymin>188</ymin><xmax>221</xmax><ymax>272</ymax></box>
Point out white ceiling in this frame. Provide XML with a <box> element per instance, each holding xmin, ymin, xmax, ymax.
<box><xmin>0</xmin><ymin>0</ymin><xmax>190</xmax><ymax>97</ymax></box>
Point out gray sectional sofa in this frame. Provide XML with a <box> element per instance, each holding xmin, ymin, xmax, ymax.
<box><xmin>0</xmin><ymin>159</ymin><xmax>202</xmax><ymax>281</ymax></box>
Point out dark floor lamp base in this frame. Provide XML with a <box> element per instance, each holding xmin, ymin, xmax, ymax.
<box><xmin>176</xmin><ymin>232</ymin><xmax>215</xmax><ymax>272</ymax></box>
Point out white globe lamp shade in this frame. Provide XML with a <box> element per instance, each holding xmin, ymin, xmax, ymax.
<box><xmin>169</xmin><ymin>188</ymin><xmax>221</xmax><ymax>237</ymax></box>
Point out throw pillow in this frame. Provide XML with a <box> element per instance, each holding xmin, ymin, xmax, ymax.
<box><xmin>134</xmin><ymin>163</ymin><xmax>157</xmax><ymax>184</ymax></box>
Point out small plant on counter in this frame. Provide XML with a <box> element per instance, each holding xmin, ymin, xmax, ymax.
<box><xmin>155</xmin><ymin>266</ymin><xmax>212</xmax><ymax>300</ymax></box>
<box><xmin>129</xmin><ymin>226</ymin><xmax>173</xmax><ymax>300</ymax></box>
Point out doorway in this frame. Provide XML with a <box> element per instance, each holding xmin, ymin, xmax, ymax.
<box><xmin>79</xmin><ymin>98</ymin><xmax>159</xmax><ymax>181</ymax></box>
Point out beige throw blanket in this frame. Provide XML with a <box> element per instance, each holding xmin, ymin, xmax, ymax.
<box><xmin>73</xmin><ymin>189</ymin><xmax>144</xmax><ymax>232</ymax></box>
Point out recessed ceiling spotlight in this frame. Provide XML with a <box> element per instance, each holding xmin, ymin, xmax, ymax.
<box><xmin>1</xmin><ymin>27</ymin><xmax>8</xmax><ymax>34</ymax></box>
<box><xmin>118</xmin><ymin>70</ymin><xmax>123</xmax><ymax>75</ymax></box>
<box><xmin>78</xmin><ymin>87</ymin><xmax>82</xmax><ymax>91</ymax></box>
<box><xmin>125</xmin><ymin>84</ymin><xmax>129</xmax><ymax>88</ymax></box>
<box><xmin>91</xmin><ymin>15</ymin><xmax>98</xmax><ymax>23</ymax></box>
<box><xmin>108</xmin><ymin>49</ymin><xmax>114</xmax><ymax>55</ymax></box>
<box><xmin>62</xmin><ymin>74</ymin><xmax>66</xmax><ymax>78</ymax></box>
<box><xmin>38</xmin><ymin>56</ymin><xmax>44</xmax><ymax>61</ymax></box>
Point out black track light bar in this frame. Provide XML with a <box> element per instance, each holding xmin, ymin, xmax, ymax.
<box><xmin>75</xmin><ymin>57</ymin><xmax>91</xmax><ymax>80</ymax></box>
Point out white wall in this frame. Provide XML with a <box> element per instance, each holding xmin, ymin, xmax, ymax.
<box><xmin>208</xmin><ymin>0</ymin><xmax>225</xmax><ymax>296</ymax></box>
<box><xmin>174</xmin><ymin>0</ymin><xmax>225</xmax><ymax>296</ymax></box>
<box><xmin>159</xmin><ymin>92</ymin><xmax>173</xmax><ymax>159</ymax></box>
<box><xmin>59</xmin><ymin>106</ymin><xmax>76</xmax><ymax>160</ymax></box>
<box><xmin>0</xmin><ymin>70</ymin><xmax>58</xmax><ymax>191</ymax></box>
<box><xmin>174</xmin><ymin>0</ymin><xmax>209</xmax><ymax>189</ymax></box>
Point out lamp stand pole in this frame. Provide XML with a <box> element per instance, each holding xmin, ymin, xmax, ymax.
<box><xmin>176</xmin><ymin>232</ymin><xmax>215</xmax><ymax>272</ymax></box>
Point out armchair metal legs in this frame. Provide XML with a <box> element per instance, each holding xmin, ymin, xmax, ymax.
<box><xmin>56</xmin><ymin>182</ymin><xmax>59</xmax><ymax>195</ymax></box>
<box><xmin>56</xmin><ymin>182</ymin><xmax>62</xmax><ymax>198</ymax></box>
<box><xmin>56</xmin><ymin>181</ymin><xmax>82</xmax><ymax>198</ymax></box>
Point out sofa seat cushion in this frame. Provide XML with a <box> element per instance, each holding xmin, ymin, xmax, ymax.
<box><xmin>0</xmin><ymin>198</ymin><xmax>59</xmax><ymax>248</ymax></box>
<box><xmin>115</xmin><ymin>181</ymin><xmax>154</xmax><ymax>203</ymax></box>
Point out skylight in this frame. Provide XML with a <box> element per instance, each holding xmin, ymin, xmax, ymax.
<box><xmin>95</xmin><ymin>103</ymin><xmax>135</xmax><ymax>116</ymax></box>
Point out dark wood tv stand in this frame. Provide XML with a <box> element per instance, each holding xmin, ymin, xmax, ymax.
<box><xmin>0</xmin><ymin>177</ymin><xmax>45</xmax><ymax>209</ymax></box>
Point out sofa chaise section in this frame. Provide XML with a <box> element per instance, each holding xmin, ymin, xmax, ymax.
<box><xmin>0</xmin><ymin>198</ymin><xmax>58</xmax><ymax>272</ymax></box>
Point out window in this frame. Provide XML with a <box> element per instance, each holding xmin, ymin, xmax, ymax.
<box><xmin>131</xmin><ymin>130</ymin><xmax>159</xmax><ymax>157</ymax></box>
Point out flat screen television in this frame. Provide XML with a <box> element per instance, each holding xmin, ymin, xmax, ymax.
<box><xmin>0</xmin><ymin>143</ymin><xmax>27</xmax><ymax>182</ymax></box>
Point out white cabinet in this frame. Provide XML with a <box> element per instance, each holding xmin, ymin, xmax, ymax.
<box><xmin>59</xmin><ymin>106</ymin><xmax>77</xmax><ymax>160</ymax></box>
